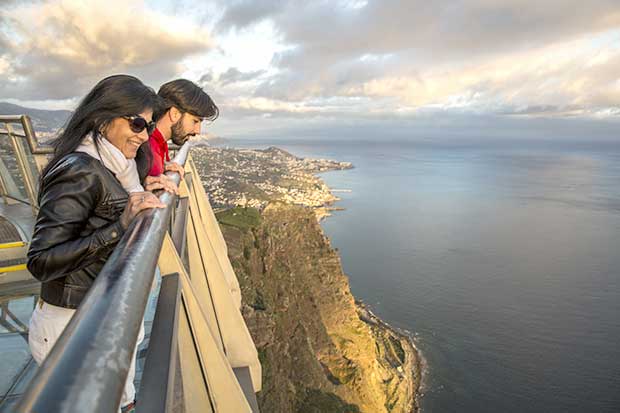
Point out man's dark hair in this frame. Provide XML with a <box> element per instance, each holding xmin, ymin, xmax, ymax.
<box><xmin>154</xmin><ymin>79</ymin><xmax>219</xmax><ymax>122</ymax></box>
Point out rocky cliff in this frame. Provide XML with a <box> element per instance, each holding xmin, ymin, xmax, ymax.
<box><xmin>218</xmin><ymin>203</ymin><xmax>420</xmax><ymax>413</ymax></box>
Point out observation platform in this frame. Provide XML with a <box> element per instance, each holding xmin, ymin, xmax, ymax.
<box><xmin>0</xmin><ymin>115</ymin><xmax>261</xmax><ymax>412</ymax></box>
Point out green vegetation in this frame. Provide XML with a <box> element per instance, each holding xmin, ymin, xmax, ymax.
<box><xmin>389</xmin><ymin>335</ymin><xmax>406</xmax><ymax>365</ymax></box>
<box><xmin>296</xmin><ymin>388</ymin><xmax>361</xmax><ymax>413</ymax></box>
<box><xmin>228</xmin><ymin>180</ymin><xmax>270</xmax><ymax>202</ymax></box>
<box><xmin>324</xmin><ymin>358</ymin><xmax>358</xmax><ymax>385</ymax></box>
<box><xmin>251</xmin><ymin>290</ymin><xmax>267</xmax><ymax>311</ymax></box>
<box><xmin>216</xmin><ymin>206</ymin><xmax>261</xmax><ymax>230</ymax></box>
<box><xmin>243</xmin><ymin>245</ymin><xmax>252</xmax><ymax>260</ymax></box>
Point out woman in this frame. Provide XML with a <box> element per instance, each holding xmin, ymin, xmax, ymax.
<box><xmin>26</xmin><ymin>75</ymin><xmax>176</xmax><ymax>413</ymax></box>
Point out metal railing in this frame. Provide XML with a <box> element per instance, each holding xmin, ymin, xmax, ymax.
<box><xmin>4</xmin><ymin>116</ymin><xmax>261</xmax><ymax>412</ymax></box>
<box><xmin>0</xmin><ymin>115</ymin><xmax>54</xmax><ymax>214</ymax></box>
<box><xmin>0</xmin><ymin>115</ymin><xmax>54</xmax><ymax>155</ymax></box>
<box><xmin>15</xmin><ymin>145</ymin><xmax>189</xmax><ymax>412</ymax></box>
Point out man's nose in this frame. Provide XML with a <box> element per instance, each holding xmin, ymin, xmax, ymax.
<box><xmin>194</xmin><ymin>123</ymin><xmax>201</xmax><ymax>135</ymax></box>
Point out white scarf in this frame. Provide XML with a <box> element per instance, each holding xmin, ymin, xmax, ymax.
<box><xmin>76</xmin><ymin>133</ymin><xmax>144</xmax><ymax>193</ymax></box>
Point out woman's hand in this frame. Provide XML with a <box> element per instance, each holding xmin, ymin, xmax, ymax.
<box><xmin>164</xmin><ymin>161</ymin><xmax>185</xmax><ymax>178</ymax></box>
<box><xmin>120</xmin><ymin>191</ymin><xmax>165</xmax><ymax>230</ymax></box>
<box><xmin>144</xmin><ymin>175</ymin><xmax>178</xmax><ymax>194</ymax></box>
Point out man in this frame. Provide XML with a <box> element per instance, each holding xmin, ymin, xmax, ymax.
<box><xmin>148</xmin><ymin>79</ymin><xmax>219</xmax><ymax>177</ymax></box>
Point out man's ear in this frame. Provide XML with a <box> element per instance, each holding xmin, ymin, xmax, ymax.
<box><xmin>169</xmin><ymin>106</ymin><xmax>182</xmax><ymax>122</ymax></box>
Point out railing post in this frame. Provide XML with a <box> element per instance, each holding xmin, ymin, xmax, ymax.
<box><xmin>136</xmin><ymin>273</ymin><xmax>182</xmax><ymax>413</ymax></box>
<box><xmin>5</xmin><ymin>123</ymin><xmax>38</xmax><ymax>213</ymax></box>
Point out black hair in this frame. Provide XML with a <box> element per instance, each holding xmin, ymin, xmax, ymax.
<box><xmin>153</xmin><ymin>79</ymin><xmax>219</xmax><ymax>122</ymax></box>
<box><xmin>43</xmin><ymin>74</ymin><xmax>161</xmax><ymax>178</ymax></box>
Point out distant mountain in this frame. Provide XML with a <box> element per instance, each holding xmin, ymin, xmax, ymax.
<box><xmin>0</xmin><ymin>102</ymin><xmax>71</xmax><ymax>133</ymax></box>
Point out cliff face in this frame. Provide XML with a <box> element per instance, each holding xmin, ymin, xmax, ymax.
<box><xmin>219</xmin><ymin>203</ymin><xmax>419</xmax><ymax>413</ymax></box>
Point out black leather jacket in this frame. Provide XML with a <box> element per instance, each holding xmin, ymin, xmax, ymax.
<box><xmin>27</xmin><ymin>152</ymin><xmax>128</xmax><ymax>309</ymax></box>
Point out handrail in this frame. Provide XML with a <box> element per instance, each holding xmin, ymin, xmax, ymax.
<box><xmin>0</xmin><ymin>115</ymin><xmax>54</xmax><ymax>154</ymax></box>
<box><xmin>15</xmin><ymin>143</ymin><xmax>192</xmax><ymax>413</ymax></box>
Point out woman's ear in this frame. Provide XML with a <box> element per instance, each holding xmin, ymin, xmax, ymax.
<box><xmin>98</xmin><ymin>121</ymin><xmax>108</xmax><ymax>136</ymax></box>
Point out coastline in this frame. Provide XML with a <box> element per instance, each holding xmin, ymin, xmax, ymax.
<box><xmin>311</xmin><ymin>163</ymin><xmax>424</xmax><ymax>412</ymax></box>
<box><xmin>221</xmin><ymin>202</ymin><xmax>422</xmax><ymax>413</ymax></box>
<box><xmin>197</xmin><ymin>143</ymin><xmax>423</xmax><ymax>411</ymax></box>
<box><xmin>356</xmin><ymin>300</ymin><xmax>425</xmax><ymax>413</ymax></box>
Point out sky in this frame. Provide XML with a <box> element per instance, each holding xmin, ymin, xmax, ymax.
<box><xmin>0</xmin><ymin>0</ymin><xmax>619</xmax><ymax>140</ymax></box>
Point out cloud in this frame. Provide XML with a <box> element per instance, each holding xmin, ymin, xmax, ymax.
<box><xmin>198</xmin><ymin>71</ymin><xmax>214</xmax><ymax>85</ymax></box>
<box><xmin>223</xmin><ymin>33</ymin><xmax>619</xmax><ymax>119</ymax></box>
<box><xmin>218</xmin><ymin>0</ymin><xmax>620</xmax><ymax>63</ymax></box>
<box><xmin>215</xmin><ymin>1</ymin><xmax>282</xmax><ymax>34</ymax></box>
<box><xmin>0</xmin><ymin>0</ymin><xmax>213</xmax><ymax>100</ymax></box>
<box><xmin>348</xmin><ymin>36</ymin><xmax>620</xmax><ymax>112</ymax></box>
<box><xmin>218</xmin><ymin>67</ymin><xmax>265</xmax><ymax>86</ymax></box>
<box><xmin>210</xmin><ymin>0</ymin><xmax>620</xmax><ymax>118</ymax></box>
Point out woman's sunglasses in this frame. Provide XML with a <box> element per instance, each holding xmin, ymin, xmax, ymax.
<box><xmin>124</xmin><ymin>115</ymin><xmax>156</xmax><ymax>135</ymax></box>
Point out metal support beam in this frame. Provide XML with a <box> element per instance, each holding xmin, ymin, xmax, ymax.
<box><xmin>171</xmin><ymin>197</ymin><xmax>189</xmax><ymax>264</ymax></box>
<box><xmin>136</xmin><ymin>273</ymin><xmax>181</xmax><ymax>413</ymax></box>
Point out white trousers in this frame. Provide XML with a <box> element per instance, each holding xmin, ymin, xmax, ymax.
<box><xmin>28</xmin><ymin>299</ymin><xmax>145</xmax><ymax>410</ymax></box>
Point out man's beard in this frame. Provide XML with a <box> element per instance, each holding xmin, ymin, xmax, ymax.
<box><xmin>170</xmin><ymin>118</ymin><xmax>193</xmax><ymax>145</ymax></box>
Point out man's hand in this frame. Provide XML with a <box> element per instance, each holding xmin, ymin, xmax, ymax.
<box><xmin>164</xmin><ymin>161</ymin><xmax>185</xmax><ymax>178</ymax></box>
<box><xmin>144</xmin><ymin>175</ymin><xmax>178</xmax><ymax>194</ymax></box>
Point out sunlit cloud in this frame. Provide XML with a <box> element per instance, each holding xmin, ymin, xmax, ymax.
<box><xmin>339</xmin><ymin>32</ymin><xmax>620</xmax><ymax>115</ymax></box>
<box><xmin>0</xmin><ymin>0</ymin><xmax>213</xmax><ymax>100</ymax></box>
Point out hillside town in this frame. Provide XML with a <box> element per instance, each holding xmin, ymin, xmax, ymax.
<box><xmin>189</xmin><ymin>145</ymin><xmax>353</xmax><ymax>219</ymax></box>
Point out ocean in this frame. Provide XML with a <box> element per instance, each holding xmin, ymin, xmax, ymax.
<box><xmin>224</xmin><ymin>137</ymin><xmax>620</xmax><ymax>413</ymax></box>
